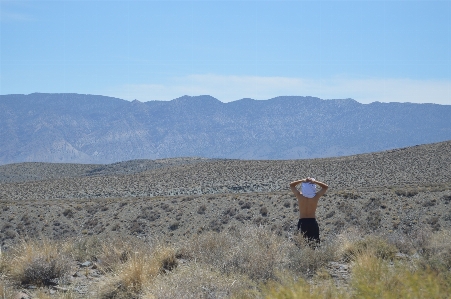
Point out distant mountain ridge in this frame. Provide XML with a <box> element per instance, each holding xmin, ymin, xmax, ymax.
<box><xmin>1</xmin><ymin>93</ymin><xmax>450</xmax><ymax>165</ymax></box>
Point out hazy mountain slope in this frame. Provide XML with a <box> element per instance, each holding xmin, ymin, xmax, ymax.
<box><xmin>0</xmin><ymin>157</ymin><xmax>215</xmax><ymax>183</ymax></box>
<box><xmin>1</xmin><ymin>140</ymin><xmax>449</xmax><ymax>201</ymax></box>
<box><xmin>1</xmin><ymin>93</ymin><xmax>450</xmax><ymax>164</ymax></box>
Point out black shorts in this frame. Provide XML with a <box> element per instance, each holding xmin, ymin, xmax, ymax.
<box><xmin>297</xmin><ymin>218</ymin><xmax>320</xmax><ymax>243</ymax></box>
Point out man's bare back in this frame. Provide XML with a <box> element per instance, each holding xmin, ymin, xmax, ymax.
<box><xmin>290</xmin><ymin>177</ymin><xmax>328</xmax><ymax>218</ymax></box>
<box><xmin>296</xmin><ymin>196</ymin><xmax>320</xmax><ymax>218</ymax></box>
<box><xmin>289</xmin><ymin>177</ymin><xmax>328</xmax><ymax>243</ymax></box>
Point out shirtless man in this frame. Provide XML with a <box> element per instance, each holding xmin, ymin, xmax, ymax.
<box><xmin>289</xmin><ymin>177</ymin><xmax>328</xmax><ymax>244</ymax></box>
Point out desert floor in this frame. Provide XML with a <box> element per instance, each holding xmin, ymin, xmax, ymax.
<box><xmin>0</xmin><ymin>141</ymin><xmax>450</xmax><ymax>298</ymax></box>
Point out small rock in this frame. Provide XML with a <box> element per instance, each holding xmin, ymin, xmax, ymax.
<box><xmin>53</xmin><ymin>286</ymin><xmax>69</xmax><ymax>292</ymax></box>
<box><xmin>80</xmin><ymin>261</ymin><xmax>92</xmax><ymax>267</ymax></box>
<box><xmin>395</xmin><ymin>253</ymin><xmax>409</xmax><ymax>260</ymax></box>
<box><xmin>27</xmin><ymin>285</ymin><xmax>37</xmax><ymax>290</ymax></box>
<box><xmin>74</xmin><ymin>286</ymin><xmax>88</xmax><ymax>294</ymax></box>
<box><xmin>14</xmin><ymin>292</ymin><xmax>30</xmax><ymax>299</ymax></box>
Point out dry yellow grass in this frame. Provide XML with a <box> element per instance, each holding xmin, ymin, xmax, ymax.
<box><xmin>1</xmin><ymin>226</ymin><xmax>451</xmax><ymax>298</ymax></box>
<box><xmin>419</xmin><ymin>230</ymin><xmax>451</xmax><ymax>272</ymax></box>
<box><xmin>178</xmin><ymin>226</ymin><xmax>337</xmax><ymax>282</ymax></box>
<box><xmin>351</xmin><ymin>252</ymin><xmax>451</xmax><ymax>299</ymax></box>
<box><xmin>263</xmin><ymin>278</ymin><xmax>348</xmax><ymax>299</ymax></box>
<box><xmin>97</xmin><ymin>244</ymin><xmax>177</xmax><ymax>299</ymax></box>
<box><xmin>5</xmin><ymin>238</ymin><xmax>71</xmax><ymax>287</ymax></box>
<box><xmin>0</xmin><ymin>281</ymin><xmax>15</xmax><ymax>299</ymax></box>
<box><xmin>143</xmin><ymin>263</ymin><xmax>257</xmax><ymax>299</ymax></box>
<box><xmin>264</xmin><ymin>251</ymin><xmax>451</xmax><ymax>299</ymax></box>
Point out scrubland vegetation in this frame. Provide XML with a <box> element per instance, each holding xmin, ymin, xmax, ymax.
<box><xmin>1</xmin><ymin>225</ymin><xmax>451</xmax><ymax>298</ymax></box>
<box><xmin>1</xmin><ymin>141</ymin><xmax>451</xmax><ymax>298</ymax></box>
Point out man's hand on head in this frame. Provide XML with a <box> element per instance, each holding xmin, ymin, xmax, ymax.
<box><xmin>306</xmin><ymin>177</ymin><xmax>315</xmax><ymax>183</ymax></box>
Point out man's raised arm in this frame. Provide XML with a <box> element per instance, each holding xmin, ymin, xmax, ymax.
<box><xmin>311</xmin><ymin>178</ymin><xmax>328</xmax><ymax>198</ymax></box>
<box><xmin>290</xmin><ymin>179</ymin><xmax>306</xmax><ymax>195</ymax></box>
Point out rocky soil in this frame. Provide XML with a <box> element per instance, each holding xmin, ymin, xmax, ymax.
<box><xmin>0</xmin><ymin>140</ymin><xmax>450</xmax><ymax>298</ymax></box>
<box><xmin>0</xmin><ymin>140</ymin><xmax>450</xmax><ymax>249</ymax></box>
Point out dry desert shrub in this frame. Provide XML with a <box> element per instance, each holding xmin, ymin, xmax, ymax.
<box><xmin>263</xmin><ymin>277</ymin><xmax>347</xmax><ymax>299</ymax></box>
<box><xmin>351</xmin><ymin>252</ymin><xmax>451</xmax><ymax>299</ymax></box>
<box><xmin>263</xmin><ymin>249</ymin><xmax>451</xmax><ymax>299</ymax></box>
<box><xmin>338</xmin><ymin>230</ymin><xmax>397</xmax><ymax>262</ymax></box>
<box><xmin>0</xmin><ymin>246</ymin><xmax>7</xmax><ymax>274</ymax></box>
<box><xmin>32</xmin><ymin>289</ymin><xmax>78</xmax><ymax>299</ymax></box>
<box><xmin>288</xmin><ymin>233</ymin><xmax>337</xmax><ymax>276</ymax></box>
<box><xmin>386</xmin><ymin>227</ymin><xmax>449</xmax><ymax>257</ymax></box>
<box><xmin>98</xmin><ymin>244</ymin><xmax>177</xmax><ymax>299</ymax></box>
<box><xmin>180</xmin><ymin>226</ymin><xmax>291</xmax><ymax>281</ymax></box>
<box><xmin>394</xmin><ymin>188</ymin><xmax>419</xmax><ymax>197</ymax></box>
<box><xmin>178</xmin><ymin>229</ymin><xmax>234</xmax><ymax>266</ymax></box>
<box><xmin>98</xmin><ymin>252</ymin><xmax>157</xmax><ymax>299</ymax></box>
<box><xmin>418</xmin><ymin>230</ymin><xmax>451</xmax><ymax>272</ymax></box>
<box><xmin>0</xmin><ymin>281</ymin><xmax>15</xmax><ymax>299</ymax></box>
<box><xmin>336</xmin><ymin>190</ymin><xmax>360</xmax><ymax>199</ymax></box>
<box><xmin>385</xmin><ymin>230</ymin><xmax>416</xmax><ymax>254</ymax></box>
<box><xmin>180</xmin><ymin>225</ymin><xmax>337</xmax><ymax>282</ymax></box>
<box><xmin>96</xmin><ymin>236</ymin><xmax>150</xmax><ymax>273</ymax></box>
<box><xmin>143</xmin><ymin>263</ymin><xmax>257</xmax><ymax>299</ymax></box>
<box><xmin>69</xmin><ymin>235</ymin><xmax>151</xmax><ymax>274</ymax></box>
<box><xmin>5</xmin><ymin>239</ymin><xmax>71</xmax><ymax>286</ymax></box>
<box><xmin>70</xmin><ymin>236</ymin><xmax>104</xmax><ymax>263</ymax></box>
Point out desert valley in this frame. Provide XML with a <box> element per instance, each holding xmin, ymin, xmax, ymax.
<box><xmin>0</xmin><ymin>140</ymin><xmax>450</xmax><ymax>298</ymax></box>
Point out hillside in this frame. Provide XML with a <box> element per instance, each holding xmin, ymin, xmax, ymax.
<box><xmin>1</xmin><ymin>93</ymin><xmax>451</xmax><ymax>164</ymax></box>
<box><xmin>1</xmin><ymin>140</ymin><xmax>450</xmax><ymax>250</ymax></box>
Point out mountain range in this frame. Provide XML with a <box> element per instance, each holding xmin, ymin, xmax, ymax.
<box><xmin>1</xmin><ymin>93</ymin><xmax>450</xmax><ymax>165</ymax></box>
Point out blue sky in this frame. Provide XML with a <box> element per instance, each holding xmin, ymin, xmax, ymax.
<box><xmin>1</xmin><ymin>0</ymin><xmax>450</xmax><ymax>104</ymax></box>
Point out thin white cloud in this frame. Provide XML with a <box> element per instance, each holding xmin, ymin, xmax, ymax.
<box><xmin>102</xmin><ymin>74</ymin><xmax>451</xmax><ymax>105</ymax></box>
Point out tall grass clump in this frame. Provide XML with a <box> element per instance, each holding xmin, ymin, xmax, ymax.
<box><xmin>0</xmin><ymin>246</ymin><xmax>7</xmax><ymax>275</ymax></box>
<box><xmin>0</xmin><ymin>281</ymin><xmax>15</xmax><ymax>299</ymax></box>
<box><xmin>263</xmin><ymin>278</ymin><xmax>347</xmax><ymax>299</ymax></box>
<box><xmin>180</xmin><ymin>226</ymin><xmax>287</xmax><ymax>281</ymax></box>
<box><xmin>98</xmin><ymin>243</ymin><xmax>178</xmax><ymax>299</ymax></box>
<box><xmin>3</xmin><ymin>226</ymin><xmax>451</xmax><ymax>298</ymax></box>
<box><xmin>179</xmin><ymin>225</ymin><xmax>337</xmax><ymax>282</ymax></box>
<box><xmin>70</xmin><ymin>236</ymin><xmax>104</xmax><ymax>263</ymax></box>
<box><xmin>417</xmin><ymin>230</ymin><xmax>451</xmax><ymax>273</ymax></box>
<box><xmin>288</xmin><ymin>232</ymin><xmax>337</xmax><ymax>276</ymax></box>
<box><xmin>264</xmin><ymin>252</ymin><xmax>451</xmax><ymax>299</ymax></box>
<box><xmin>351</xmin><ymin>252</ymin><xmax>451</xmax><ymax>299</ymax></box>
<box><xmin>4</xmin><ymin>239</ymin><xmax>71</xmax><ymax>287</ymax></box>
<box><xmin>70</xmin><ymin>235</ymin><xmax>149</xmax><ymax>274</ymax></box>
<box><xmin>339</xmin><ymin>234</ymin><xmax>397</xmax><ymax>262</ymax></box>
<box><xmin>32</xmin><ymin>289</ymin><xmax>78</xmax><ymax>299</ymax></box>
<box><xmin>143</xmin><ymin>263</ymin><xmax>257</xmax><ymax>299</ymax></box>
